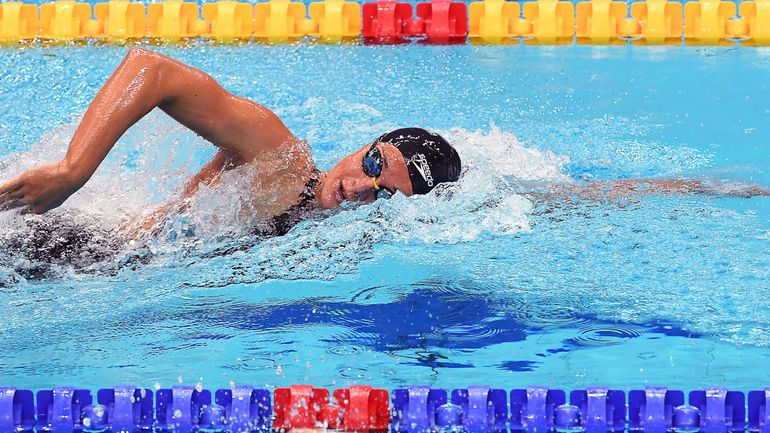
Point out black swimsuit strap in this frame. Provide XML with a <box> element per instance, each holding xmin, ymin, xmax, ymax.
<box><xmin>253</xmin><ymin>168</ymin><xmax>320</xmax><ymax>237</ymax></box>
<box><xmin>297</xmin><ymin>168</ymin><xmax>320</xmax><ymax>207</ymax></box>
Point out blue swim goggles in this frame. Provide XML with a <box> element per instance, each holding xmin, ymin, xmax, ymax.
<box><xmin>362</xmin><ymin>142</ymin><xmax>394</xmax><ymax>199</ymax></box>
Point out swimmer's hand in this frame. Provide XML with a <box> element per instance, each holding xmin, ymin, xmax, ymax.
<box><xmin>0</xmin><ymin>161</ymin><xmax>84</xmax><ymax>214</ymax></box>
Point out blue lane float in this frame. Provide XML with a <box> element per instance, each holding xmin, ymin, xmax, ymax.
<box><xmin>569</xmin><ymin>387</ymin><xmax>626</xmax><ymax>432</ymax></box>
<box><xmin>214</xmin><ymin>386</ymin><xmax>272</xmax><ymax>433</ymax></box>
<box><xmin>510</xmin><ymin>386</ymin><xmax>566</xmax><ymax>431</ymax></box>
<box><xmin>689</xmin><ymin>388</ymin><xmax>745</xmax><ymax>433</ymax></box>
<box><xmin>156</xmin><ymin>386</ymin><xmax>212</xmax><ymax>432</ymax></box>
<box><xmin>391</xmin><ymin>386</ymin><xmax>447</xmax><ymax>432</ymax></box>
<box><xmin>748</xmin><ymin>389</ymin><xmax>770</xmax><ymax>433</ymax></box>
<box><xmin>2</xmin><ymin>385</ymin><xmax>770</xmax><ymax>432</ymax></box>
<box><xmin>95</xmin><ymin>386</ymin><xmax>153</xmax><ymax>431</ymax></box>
<box><xmin>628</xmin><ymin>387</ymin><xmax>685</xmax><ymax>432</ymax></box>
<box><xmin>36</xmin><ymin>388</ymin><xmax>92</xmax><ymax>433</ymax></box>
<box><xmin>450</xmin><ymin>386</ymin><xmax>507</xmax><ymax>433</ymax></box>
<box><xmin>0</xmin><ymin>387</ymin><xmax>35</xmax><ymax>432</ymax></box>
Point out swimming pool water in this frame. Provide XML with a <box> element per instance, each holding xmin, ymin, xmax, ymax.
<box><xmin>0</xmin><ymin>44</ymin><xmax>769</xmax><ymax>391</ymax></box>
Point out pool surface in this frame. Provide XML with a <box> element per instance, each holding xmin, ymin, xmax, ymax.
<box><xmin>0</xmin><ymin>44</ymin><xmax>769</xmax><ymax>391</ymax></box>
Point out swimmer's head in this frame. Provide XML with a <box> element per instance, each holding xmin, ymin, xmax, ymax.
<box><xmin>377</xmin><ymin>128</ymin><xmax>462</xmax><ymax>195</ymax></box>
<box><xmin>316</xmin><ymin>127</ymin><xmax>462</xmax><ymax>209</ymax></box>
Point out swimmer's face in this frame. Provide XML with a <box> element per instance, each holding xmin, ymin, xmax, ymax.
<box><xmin>317</xmin><ymin>142</ymin><xmax>414</xmax><ymax>209</ymax></box>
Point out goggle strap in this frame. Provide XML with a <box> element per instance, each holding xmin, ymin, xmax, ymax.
<box><xmin>371</xmin><ymin>177</ymin><xmax>381</xmax><ymax>190</ymax></box>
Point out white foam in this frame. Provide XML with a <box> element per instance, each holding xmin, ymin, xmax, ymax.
<box><xmin>446</xmin><ymin>124</ymin><xmax>571</xmax><ymax>182</ymax></box>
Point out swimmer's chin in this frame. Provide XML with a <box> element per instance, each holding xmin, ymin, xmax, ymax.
<box><xmin>314</xmin><ymin>178</ymin><xmax>345</xmax><ymax>209</ymax></box>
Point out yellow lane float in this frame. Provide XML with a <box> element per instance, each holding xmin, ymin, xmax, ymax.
<box><xmin>0</xmin><ymin>2</ymin><xmax>39</xmax><ymax>41</ymax></box>
<box><xmin>40</xmin><ymin>1</ymin><xmax>99</xmax><ymax>40</ymax></box>
<box><xmin>148</xmin><ymin>0</ymin><xmax>206</xmax><ymax>39</ymax></box>
<box><xmin>576</xmin><ymin>0</ymin><xmax>627</xmax><ymax>43</ymax></box>
<box><xmin>737</xmin><ymin>0</ymin><xmax>770</xmax><ymax>43</ymax></box>
<box><xmin>94</xmin><ymin>0</ymin><xmax>146</xmax><ymax>40</ymax></box>
<box><xmin>629</xmin><ymin>0</ymin><xmax>682</xmax><ymax>44</ymax></box>
<box><xmin>468</xmin><ymin>0</ymin><xmax>520</xmax><ymax>43</ymax></box>
<box><xmin>521</xmin><ymin>0</ymin><xmax>575</xmax><ymax>43</ymax></box>
<box><xmin>308</xmin><ymin>0</ymin><xmax>360</xmax><ymax>42</ymax></box>
<box><xmin>254</xmin><ymin>0</ymin><xmax>312</xmax><ymax>41</ymax></box>
<box><xmin>684</xmin><ymin>0</ymin><xmax>737</xmax><ymax>44</ymax></box>
<box><xmin>201</xmin><ymin>1</ymin><xmax>254</xmax><ymax>40</ymax></box>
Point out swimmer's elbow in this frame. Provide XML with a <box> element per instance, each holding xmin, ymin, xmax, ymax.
<box><xmin>125</xmin><ymin>46</ymin><xmax>151</xmax><ymax>60</ymax></box>
<box><xmin>124</xmin><ymin>48</ymin><xmax>224</xmax><ymax>110</ymax></box>
<box><xmin>122</xmin><ymin>47</ymin><xmax>163</xmax><ymax>71</ymax></box>
<box><xmin>120</xmin><ymin>48</ymin><xmax>181</xmax><ymax>104</ymax></box>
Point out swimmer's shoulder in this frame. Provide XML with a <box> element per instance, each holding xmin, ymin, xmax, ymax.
<box><xmin>218</xmin><ymin>101</ymin><xmax>296</xmax><ymax>162</ymax></box>
<box><xmin>243</xmin><ymin>137</ymin><xmax>317</xmax><ymax>220</ymax></box>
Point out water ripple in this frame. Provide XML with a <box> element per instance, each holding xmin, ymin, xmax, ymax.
<box><xmin>510</xmin><ymin>301</ymin><xmax>592</xmax><ymax>330</ymax></box>
<box><xmin>566</xmin><ymin>325</ymin><xmax>645</xmax><ymax>347</ymax></box>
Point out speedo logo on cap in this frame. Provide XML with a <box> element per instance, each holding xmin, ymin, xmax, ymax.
<box><xmin>409</xmin><ymin>153</ymin><xmax>434</xmax><ymax>187</ymax></box>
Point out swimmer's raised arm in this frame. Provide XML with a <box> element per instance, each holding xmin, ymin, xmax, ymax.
<box><xmin>0</xmin><ymin>47</ymin><xmax>293</xmax><ymax>214</ymax></box>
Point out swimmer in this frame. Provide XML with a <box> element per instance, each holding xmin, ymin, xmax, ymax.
<box><xmin>0</xmin><ymin>48</ymin><xmax>460</xmax><ymax>237</ymax></box>
<box><xmin>0</xmin><ymin>48</ymin><xmax>767</xmax><ymax>238</ymax></box>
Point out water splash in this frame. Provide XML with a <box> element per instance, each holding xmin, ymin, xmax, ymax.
<box><xmin>0</xmin><ymin>121</ymin><xmax>566</xmax><ymax>282</ymax></box>
<box><xmin>0</xmin><ymin>109</ymin><xmax>210</xmax><ymax>279</ymax></box>
<box><xmin>448</xmin><ymin>125</ymin><xmax>571</xmax><ymax>182</ymax></box>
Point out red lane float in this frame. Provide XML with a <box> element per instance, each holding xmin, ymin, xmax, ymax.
<box><xmin>273</xmin><ymin>384</ymin><xmax>330</xmax><ymax>429</ymax></box>
<box><xmin>362</xmin><ymin>0</ymin><xmax>468</xmax><ymax>43</ymax></box>
<box><xmin>272</xmin><ymin>384</ymin><xmax>390</xmax><ymax>430</ymax></box>
<box><xmin>362</xmin><ymin>0</ymin><xmax>413</xmax><ymax>41</ymax></box>
<box><xmin>414</xmin><ymin>0</ymin><xmax>468</xmax><ymax>43</ymax></box>
<box><xmin>334</xmin><ymin>385</ymin><xmax>390</xmax><ymax>431</ymax></box>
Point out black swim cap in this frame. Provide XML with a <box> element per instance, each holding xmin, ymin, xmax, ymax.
<box><xmin>377</xmin><ymin>127</ymin><xmax>462</xmax><ymax>195</ymax></box>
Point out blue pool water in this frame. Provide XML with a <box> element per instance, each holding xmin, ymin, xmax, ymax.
<box><xmin>0</xmin><ymin>44</ymin><xmax>769</xmax><ymax>391</ymax></box>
